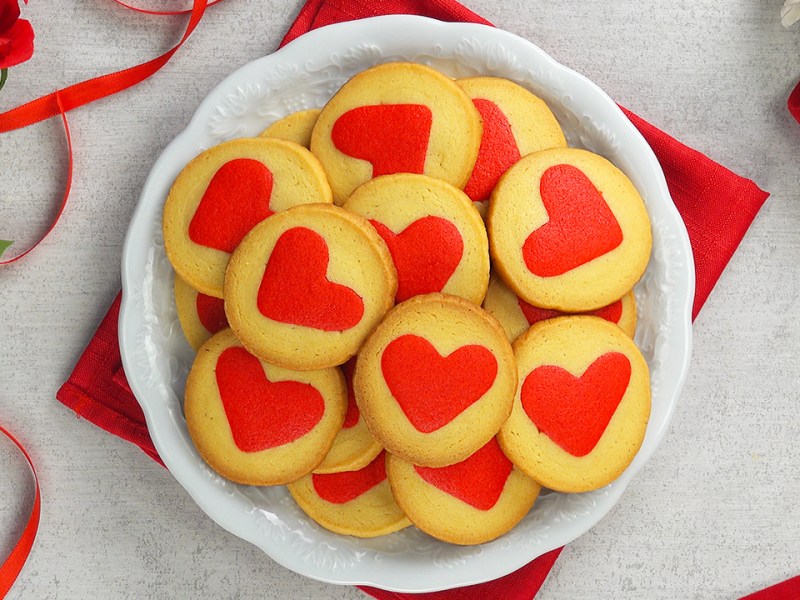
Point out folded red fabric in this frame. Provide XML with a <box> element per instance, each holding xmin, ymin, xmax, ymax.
<box><xmin>56</xmin><ymin>0</ymin><xmax>770</xmax><ymax>598</ymax></box>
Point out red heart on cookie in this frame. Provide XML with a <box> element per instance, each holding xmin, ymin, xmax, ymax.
<box><xmin>188</xmin><ymin>158</ymin><xmax>274</xmax><ymax>253</ymax></box>
<box><xmin>196</xmin><ymin>293</ymin><xmax>229</xmax><ymax>334</ymax></box>
<box><xmin>257</xmin><ymin>227</ymin><xmax>365</xmax><ymax>332</ymax></box>
<box><xmin>518</xmin><ymin>297</ymin><xmax>623</xmax><ymax>326</ymax></box>
<box><xmin>341</xmin><ymin>358</ymin><xmax>360</xmax><ymax>429</ymax></box>
<box><xmin>370</xmin><ymin>217</ymin><xmax>464</xmax><ymax>302</ymax></box>
<box><xmin>464</xmin><ymin>98</ymin><xmax>521</xmax><ymax>203</ymax></box>
<box><xmin>312</xmin><ymin>451</ymin><xmax>387</xmax><ymax>504</ymax></box>
<box><xmin>415</xmin><ymin>438</ymin><xmax>513</xmax><ymax>511</ymax></box>
<box><xmin>381</xmin><ymin>334</ymin><xmax>498</xmax><ymax>433</ymax></box>
<box><xmin>215</xmin><ymin>346</ymin><xmax>325</xmax><ymax>452</ymax></box>
<box><xmin>522</xmin><ymin>163</ymin><xmax>623</xmax><ymax>277</ymax></box>
<box><xmin>521</xmin><ymin>351</ymin><xmax>632</xmax><ymax>457</ymax></box>
<box><xmin>331</xmin><ymin>104</ymin><xmax>432</xmax><ymax>177</ymax></box>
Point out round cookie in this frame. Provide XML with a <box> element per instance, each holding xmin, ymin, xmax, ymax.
<box><xmin>342</xmin><ymin>173</ymin><xmax>490</xmax><ymax>304</ymax></box>
<box><xmin>163</xmin><ymin>137</ymin><xmax>332</xmax><ymax>298</ymax></box>
<box><xmin>313</xmin><ymin>358</ymin><xmax>383</xmax><ymax>474</ymax></box>
<box><xmin>174</xmin><ymin>275</ymin><xmax>230</xmax><ymax>351</ymax></box>
<box><xmin>175</xmin><ymin>275</ymin><xmax>228</xmax><ymax>352</ymax></box>
<box><xmin>354</xmin><ymin>293</ymin><xmax>517</xmax><ymax>468</ymax></box>
<box><xmin>288</xmin><ymin>451</ymin><xmax>411</xmax><ymax>538</ymax></box>
<box><xmin>487</xmin><ymin>147</ymin><xmax>652</xmax><ymax>312</ymax></box>
<box><xmin>387</xmin><ymin>438</ymin><xmax>540</xmax><ymax>545</ymax></box>
<box><xmin>458</xmin><ymin>76</ymin><xmax>566</xmax><ymax>216</ymax></box>
<box><xmin>310</xmin><ymin>62</ymin><xmax>482</xmax><ymax>204</ymax></box>
<box><xmin>498</xmin><ymin>316</ymin><xmax>651</xmax><ymax>493</ymax></box>
<box><xmin>224</xmin><ymin>203</ymin><xmax>397</xmax><ymax>370</ymax></box>
<box><xmin>259</xmin><ymin>108</ymin><xmax>321</xmax><ymax>148</ymax></box>
<box><xmin>483</xmin><ymin>273</ymin><xmax>637</xmax><ymax>341</ymax></box>
<box><xmin>184</xmin><ymin>329</ymin><xmax>347</xmax><ymax>486</ymax></box>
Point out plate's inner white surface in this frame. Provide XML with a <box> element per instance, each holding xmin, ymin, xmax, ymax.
<box><xmin>121</xmin><ymin>21</ymin><xmax>690</xmax><ymax>592</ymax></box>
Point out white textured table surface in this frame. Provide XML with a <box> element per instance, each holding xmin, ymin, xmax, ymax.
<box><xmin>1</xmin><ymin>1</ymin><xmax>798</xmax><ymax>598</ymax></box>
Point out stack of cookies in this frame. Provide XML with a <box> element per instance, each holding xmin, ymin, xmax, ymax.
<box><xmin>163</xmin><ymin>62</ymin><xmax>653</xmax><ymax>546</ymax></box>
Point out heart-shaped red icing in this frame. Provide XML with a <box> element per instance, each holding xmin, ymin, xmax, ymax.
<box><xmin>188</xmin><ymin>158</ymin><xmax>274</xmax><ymax>253</ymax></box>
<box><xmin>521</xmin><ymin>352</ymin><xmax>632</xmax><ymax>457</ymax></box>
<box><xmin>341</xmin><ymin>358</ymin><xmax>360</xmax><ymax>429</ymax></box>
<box><xmin>370</xmin><ymin>217</ymin><xmax>463</xmax><ymax>302</ymax></box>
<box><xmin>463</xmin><ymin>98</ymin><xmax>521</xmax><ymax>203</ymax></box>
<box><xmin>330</xmin><ymin>104</ymin><xmax>432</xmax><ymax>177</ymax></box>
<box><xmin>381</xmin><ymin>334</ymin><xmax>498</xmax><ymax>433</ymax></box>
<box><xmin>196</xmin><ymin>293</ymin><xmax>228</xmax><ymax>334</ymax></box>
<box><xmin>415</xmin><ymin>438</ymin><xmax>512</xmax><ymax>511</ymax></box>
<box><xmin>312</xmin><ymin>451</ymin><xmax>387</xmax><ymax>504</ymax></box>
<box><xmin>518</xmin><ymin>297</ymin><xmax>623</xmax><ymax>327</ymax></box>
<box><xmin>522</xmin><ymin>164</ymin><xmax>623</xmax><ymax>277</ymax></box>
<box><xmin>257</xmin><ymin>227</ymin><xmax>364</xmax><ymax>332</ymax></box>
<box><xmin>215</xmin><ymin>346</ymin><xmax>325</xmax><ymax>452</ymax></box>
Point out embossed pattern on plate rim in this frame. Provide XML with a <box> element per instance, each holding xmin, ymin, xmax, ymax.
<box><xmin>119</xmin><ymin>16</ymin><xmax>694</xmax><ymax>593</ymax></box>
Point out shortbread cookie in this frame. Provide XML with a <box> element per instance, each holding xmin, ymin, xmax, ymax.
<box><xmin>184</xmin><ymin>329</ymin><xmax>347</xmax><ymax>486</ymax></box>
<box><xmin>483</xmin><ymin>273</ymin><xmax>637</xmax><ymax>341</ymax></box>
<box><xmin>343</xmin><ymin>173</ymin><xmax>489</xmax><ymax>304</ymax></box>
<box><xmin>458</xmin><ymin>77</ymin><xmax>566</xmax><ymax>216</ymax></box>
<box><xmin>313</xmin><ymin>358</ymin><xmax>383</xmax><ymax>474</ymax></box>
<box><xmin>259</xmin><ymin>109</ymin><xmax>321</xmax><ymax>148</ymax></box>
<box><xmin>163</xmin><ymin>137</ymin><xmax>332</xmax><ymax>298</ymax></box>
<box><xmin>288</xmin><ymin>451</ymin><xmax>411</xmax><ymax>537</ymax></box>
<box><xmin>310</xmin><ymin>62</ymin><xmax>482</xmax><ymax>204</ymax></box>
<box><xmin>224</xmin><ymin>203</ymin><xmax>397</xmax><ymax>370</ymax></box>
<box><xmin>498</xmin><ymin>316</ymin><xmax>651</xmax><ymax>493</ymax></box>
<box><xmin>387</xmin><ymin>438</ymin><xmax>539</xmax><ymax>545</ymax></box>
<box><xmin>174</xmin><ymin>275</ymin><xmax>230</xmax><ymax>351</ymax></box>
<box><xmin>487</xmin><ymin>147</ymin><xmax>652</xmax><ymax>311</ymax></box>
<box><xmin>354</xmin><ymin>293</ymin><xmax>516</xmax><ymax>467</ymax></box>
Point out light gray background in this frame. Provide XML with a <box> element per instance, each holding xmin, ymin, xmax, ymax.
<box><xmin>1</xmin><ymin>1</ymin><xmax>798</xmax><ymax>598</ymax></box>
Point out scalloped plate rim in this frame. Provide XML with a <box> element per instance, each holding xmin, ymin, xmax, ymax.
<box><xmin>119</xmin><ymin>15</ymin><xmax>694</xmax><ymax>593</ymax></box>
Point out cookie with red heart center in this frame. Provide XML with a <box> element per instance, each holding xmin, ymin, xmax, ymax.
<box><xmin>287</xmin><ymin>451</ymin><xmax>411</xmax><ymax>538</ymax></box>
<box><xmin>312</xmin><ymin>358</ymin><xmax>383</xmax><ymax>474</ymax></box>
<box><xmin>184</xmin><ymin>329</ymin><xmax>347</xmax><ymax>486</ymax></box>
<box><xmin>482</xmin><ymin>273</ymin><xmax>637</xmax><ymax>342</ymax></box>
<box><xmin>163</xmin><ymin>137</ymin><xmax>332</xmax><ymax>298</ymax></box>
<box><xmin>487</xmin><ymin>147</ymin><xmax>652</xmax><ymax>312</ymax></box>
<box><xmin>457</xmin><ymin>77</ymin><xmax>567</xmax><ymax>217</ymax></box>
<box><xmin>342</xmin><ymin>173</ymin><xmax>490</xmax><ymax>304</ymax></box>
<box><xmin>386</xmin><ymin>438</ymin><xmax>540</xmax><ymax>545</ymax></box>
<box><xmin>259</xmin><ymin>108</ymin><xmax>321</xmax><ymax>148</ymax></box>
<box><xmin>354</xmin><ymin>293</ymin><xmax>516</xmax><ymax>468</ymax></box>
<box><xmin>498</xmin><ymin>315</ymin><xmax>651</xmax><ymax>493</ymax></box>
<box><xmin>173</xmin><ymin>275</ymin><xmax>230</xmax><ymax>351</ymax></box>
<box><xmin>224</xmin><ymin>203</ymin><xmax>397</xmax><ymax>370</ymax></box>
<box><xmin>310</xmin><ymin>62</ymin><xmax>482</xmax><ymax>204</ymax></box>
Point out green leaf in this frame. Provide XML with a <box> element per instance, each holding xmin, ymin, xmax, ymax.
<box><xmin>0</xmin><ymin>240</ymin><xmax>13</xmax><ymax>260</ymax></box>
<box><xmin>0</xmin><ymin>69</ymin><xmax>7</xmax><ymax>94</ymax></box>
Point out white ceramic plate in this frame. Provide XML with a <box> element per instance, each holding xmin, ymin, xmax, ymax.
<box><xmin>119</xmin><ymin>15</ymin><xmax>694</xmax><ymax>593</ymax></box>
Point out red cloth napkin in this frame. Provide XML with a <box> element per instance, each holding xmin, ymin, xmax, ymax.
<box><xmin>56</xmin><ymin>0</ymin><xmax>770</xmax><ymax>598</ymax></box>
<box><xmin>741</xmin><ymin>576</ymin><xmax>800</xmax><ymax>600</ymax></box>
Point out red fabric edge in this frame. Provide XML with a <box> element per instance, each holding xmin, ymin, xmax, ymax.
<box><xmin>740</xmin><ymin>575</ymin><xmax>800</xmax><ymax>600</ymax></box>
<box><xmin>788</xmin><ymin>79</ymin><xmax>800</xmax><ymax>125</ymax></box>
<box><xmin>56</xmin><ymin>381</ymin><xmax>165</xmax><ymax>466</ymax></box>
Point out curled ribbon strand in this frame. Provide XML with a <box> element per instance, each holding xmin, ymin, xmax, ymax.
<box><xmin>0</xmin><ymin>0</ymin><xmax>211</xmax><ymax>264</ymax></box>
<box><xmin>0</xmin><ymin>0</ymin><xmax>214</xmax><ymax>589</ymax></box>
<box><xmin>0</xmin><ymin>424</ymin><xmax>41</xmax><ymax>599</ymax></box>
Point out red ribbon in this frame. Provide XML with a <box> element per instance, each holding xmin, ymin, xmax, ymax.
<box><xmin>0</xmin><ymin>424</ymin><xmax>41</xmax><ymax>599</ymax></box>
<box><xmin>0</xmin><ymin>0</ymin><xmax>211</xmax><ymax>264</ymax></box>
<box><xmin>0</xmin><ymin>0</ymin><xmax>214</xmax><ymax>591</ymax></box>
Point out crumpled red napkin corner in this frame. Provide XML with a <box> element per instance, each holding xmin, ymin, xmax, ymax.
<box><xmin>56</xmin><ymin>0</ymin><xmax>773</xmax><ymax>599</ymax></box>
